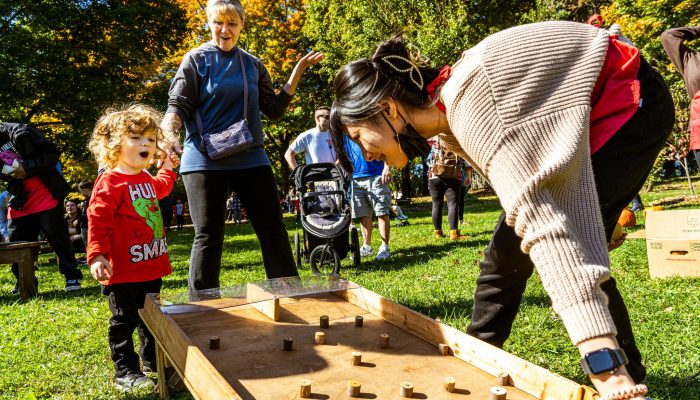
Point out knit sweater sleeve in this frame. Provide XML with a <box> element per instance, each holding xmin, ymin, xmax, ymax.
<box><xmin>443</xmin><ymin>21</ymin><xmax>616</xmax><ymax>345</ymax></box>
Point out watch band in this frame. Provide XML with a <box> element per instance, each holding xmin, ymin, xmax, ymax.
<box><xmin>581</xmin><ymin>347</ymin><xmax>629</xmax><ymax>375</ymax></box>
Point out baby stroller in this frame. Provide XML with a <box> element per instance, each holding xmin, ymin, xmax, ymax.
<box><xmin>291</xmin><ymin>163</ymin><xmax>360</xmax><ymax>275</ymax></box>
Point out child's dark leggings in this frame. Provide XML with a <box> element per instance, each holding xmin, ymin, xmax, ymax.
<box><xmin>103</xmin><ymin>278</ymin><xmax>162</xmax><ymax>378</ymax></box>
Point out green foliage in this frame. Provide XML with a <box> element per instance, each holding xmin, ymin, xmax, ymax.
<box><xmin>0</xmin><ymin>0</ymin><xmax>187</xmax><ymax>164</ymax></box>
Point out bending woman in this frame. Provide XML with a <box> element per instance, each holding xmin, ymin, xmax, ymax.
<box><xmin>161</xmin><ymin>0</ymin><xmax>322</xmax><ymax>291</ymax></box>
<box><xmin>330</xmin><ymin>21</ymin><xmax>673</xmax><ymax>399</ymax></box>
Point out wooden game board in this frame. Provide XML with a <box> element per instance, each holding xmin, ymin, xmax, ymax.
<box><xmin>140</xmin><ymin>278</ymin><xmax>598</xmax><ymax>400</ymax></box>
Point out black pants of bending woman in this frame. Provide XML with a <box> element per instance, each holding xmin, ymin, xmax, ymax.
<box><xmin>466</xmin><ymin>58</ymin><xmax>674</xmax><ymax>384</ymax></box>
<box><xmin>429</xmin><ymin>177</ymin><xmax>461</xmax><ymax>231</ymax></box>
<box><xmin>183</xmin><ymin>165</ymin><xmax>298</xmax><ymax>292</ymax></box>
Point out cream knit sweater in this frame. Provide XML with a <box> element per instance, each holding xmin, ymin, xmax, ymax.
<box><xmin>441</xmin><ymin>21</ymin><xmax>615</xmax><ymax>345</ymax></box>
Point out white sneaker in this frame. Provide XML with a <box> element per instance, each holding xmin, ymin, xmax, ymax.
<box><xmin>375</xmin><ymin>245</ymin><xmax>390</xmax><ymax>260</ymax></box>
<box><xmin>359</xmin><ymin>245</ymin><xmax>373</xmax><ymax>257</ymax></box>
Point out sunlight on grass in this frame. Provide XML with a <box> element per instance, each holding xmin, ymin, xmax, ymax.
<box><xmin>1</xmin><ymin>180</ymin><xmax>698</xmax><ymax>399</ymax></box>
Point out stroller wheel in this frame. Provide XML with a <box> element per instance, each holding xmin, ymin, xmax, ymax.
<box><xmin>350</xmin><ymin>226</ymin><xmax>361</xmax><ymax>267</ymax></box>
<box><xmin>309</xmin><ymin>245</ymin><xmax>340</xmax><ymax>276</ymax></box>
<box><xmin>293</xmin><ymin>231</ymin><xmax>302</xmax><ymax>269</ymax></box>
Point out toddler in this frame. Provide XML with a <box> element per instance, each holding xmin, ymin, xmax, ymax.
<box><xmin>87</xmin><ymin>104</ymin><xmax>179</xmax><ymax>392</ymax></box>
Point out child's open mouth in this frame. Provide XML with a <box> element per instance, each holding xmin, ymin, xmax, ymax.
<box><xmin>140</xmin><ymin>151</ymin><xmax>149</xmax><ymax>159</ymax></box>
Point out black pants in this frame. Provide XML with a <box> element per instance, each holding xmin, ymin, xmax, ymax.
<box><xmin>103</xmin><ymin>279</ymin><xmax>162</xmax><ymax>378</ymax></box>
<box><xmin>183</xmin><ymin>165</ymin><xmax>298</xmax><ymax>292</ymax></box>
<box><xmin>429</xmin><ymin>177</ymin><xmax>461</xmax><ymax>231</ymax></box>
<box><xmin>162</xmin><ymin>212</ymin><xmax>172</xmax><ymax>231</ymax></box>
<box><xmin>176</xmin><ymin>214</ymin><xmax>184</xmax><ymax>230</ymax></box>
<box><xmin>466</xmin><ymin>58</ymin><xmax>674</xmax><ymax>383</ymax></box>
<box><xmin>8</xmin><ymin>203</ymin><xmax>82</xmax><ymax>281</ymax></box>
<box><xmin>458</xmin><ymin>184</ymin><xmax>468</xmax><ymax>222</ymax></box>
<box><xmin>694</xmin><ymin>149</ymin><xmax>700</xmax><ymax>169</ymax></box>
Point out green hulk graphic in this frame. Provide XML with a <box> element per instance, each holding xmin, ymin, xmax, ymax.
<box><xmin>133</xmin><ymin>198</ymin><xmax>164</xmax><ymax>239</ymax></box>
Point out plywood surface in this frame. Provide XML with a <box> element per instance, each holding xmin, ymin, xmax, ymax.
<box><xmin>168</xmin><ymin>293</ymin><xmax>535</xmax><ymax>400</ymax></box>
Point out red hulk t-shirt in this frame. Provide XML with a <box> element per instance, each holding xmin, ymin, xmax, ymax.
<box><xmin>87</xmin><ymin>169</ymin><xmax>176</xmax><ymax>285</ymax></box>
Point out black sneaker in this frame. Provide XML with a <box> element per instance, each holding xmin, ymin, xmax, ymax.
<box><xmin>64</xmin><ymin>279</ymin><xmax>81</xmax><ymax>292</ymax></box>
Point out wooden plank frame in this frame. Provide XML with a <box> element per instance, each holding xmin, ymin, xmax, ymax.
<box><xmin>140</xmin><ymin>281</ymin><xmax>599</xmax><ymax>400</ymax></box>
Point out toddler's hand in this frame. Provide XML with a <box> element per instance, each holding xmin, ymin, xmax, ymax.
<box><xmin>159</xmin><ymin>148</ymin><xmax>180</xmax><ymax>170</ymax></box>
<box><xmin>90</xmin><ymin>255</ymin><xmax>113</xmax><ymax>281</ymax></box>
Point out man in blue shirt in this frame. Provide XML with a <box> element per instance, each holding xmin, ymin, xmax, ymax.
<box><xmin>344</xmin><ymin>137</ymin><xmax>391</xmax><ymax>260</ymax></box>
<box><xmin>285</xmin><ymin>106</ymin><xmax>336</xmax><ymax>168</ymax></box>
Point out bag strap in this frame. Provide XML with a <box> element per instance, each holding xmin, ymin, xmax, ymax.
<box><xmin>195</xmin><ymin>49</ymin><xmax>249</xmax><ymax>141</ymax></box>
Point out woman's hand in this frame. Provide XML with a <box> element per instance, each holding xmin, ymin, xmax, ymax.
<box><xmin>578</xmin><ymin>336</ymin><xmax>648</xmax><ymax>399</ymax></box>
<box><xmin>283</xmin><ymin>50</ymin><xmax>325</xmax><ymax>95</ymax></box>
<box><xmin>296</xmin><ymin>50</ymin><xmax>324</xmax><ymax>71</ymax></box>
<box><xmin>90</xmin><ymin>255</ymin><xmax>112</xmax><ymax>282</ymax></box>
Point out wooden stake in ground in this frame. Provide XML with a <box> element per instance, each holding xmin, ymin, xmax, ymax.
<box><xmin>283</xmin><ymin>337</ymin><xmax>293</xmax><ymax>351</ymax></box>
<box><xmin>496</xmin><ymin>370</ymin><xmax>510</xmax><ymax>386</ymax></box>
<box><xmin>209</xmin><ymin>336</ymin><xmax>220</xmax><ymax>350</ymax></box>
<box><xmin>489</xmin><ymin>386</ymin><xmax>507</xmax><ymax>400</ymax></box>
<box><xmin>319</xmin><ymin>315</ymin><xmax>329</xmax><ymax>328</ymax></box>
<box><xmin>438</xmin><ymin>343</ymin><xmax>450</xmax><ymax>356</ymax></box>
<box><xmin>379</xmin><ymin>333</ymin><xmax>390</xmax><ymax>348</ymax></box>
<box><xmin>399</xmin><ymin>381</ymin><xmax>414</xmax><ymax>398</ymax></box>
<box><xmin>444</xmin><ymin>376</ymin><xmax>456</xmax><ymax>392</ymax></box>
<box><xmin>346</xmin><ymin>380</ymin><xmax>361</xmax><ymax>397</ymax></box>
<box><xmin>355</xmin><ymin>315</ymin><xmax>364</xmax><ymax>327</ymax></box>
<box><xmin>351</xmin><ymin>351</ymin><xmax>362</xmax><ymax>366</ymax></box>
<box><xmin>299</xmin><ymin>379</ymin><xmax>311</xmax><ymax>398</ymax></box>
<box><xmin>314</xmin><ymin>331</ymin><xmax>325</xmax><ymax>345</ymax></box>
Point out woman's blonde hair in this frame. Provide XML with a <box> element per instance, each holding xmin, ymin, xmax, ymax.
<box><xmin>206</xmin><ymin>0</ymin><xmax>245</xmax><ymax>24</ymax></box>
<box><xmin>89</xmin><ymin>103</ymin><xmax>177</xmax><ymax>169</ymax></box>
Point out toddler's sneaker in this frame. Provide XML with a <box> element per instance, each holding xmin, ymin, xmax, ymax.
<box><xmin>375</xmin><ymin>244</ymin><xmax>390</xmax><ymax>260</ymax></box>
<box><xmin>64</xmin><ymin>279</ymin><xmax>81</xmax><ymax>292</ymax></box>
<box><xmin>115</xmin><ymin>373</ymin><xmax>156</xmax><ymax>392</ymax></box>
<box><xmin>359</xmin><ymin>245</ymin><xmax>373</xmax><ymax>257</ymax></box>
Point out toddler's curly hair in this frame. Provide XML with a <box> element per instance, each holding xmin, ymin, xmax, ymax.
<box><xmin>89</xmin><ymin>103</ymin><xmax>178</xmax><ymax>169</ymax></box>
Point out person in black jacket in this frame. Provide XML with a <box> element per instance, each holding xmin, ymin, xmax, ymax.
<box><xmin>0</xmin><ymin>122</ymin><xmax>83</xmax><ymax>293</ymax></box>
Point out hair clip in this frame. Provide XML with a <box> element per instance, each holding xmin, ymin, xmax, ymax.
<box><xmin>381</xmin><ymin>55</ymin><xmax>424</xmax><ymax>90</ymax></box>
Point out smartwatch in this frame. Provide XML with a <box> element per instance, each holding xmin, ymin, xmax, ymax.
<box><xmin>580</xmin><ymin>347</ymin><xmax>628</xmax><ymax>375</ymax></box>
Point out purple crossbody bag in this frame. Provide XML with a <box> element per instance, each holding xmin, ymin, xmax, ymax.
<box><xmin>195</xmin><ymin>50</ymin><xmax>253</xmax><ymax>160</ymax></box>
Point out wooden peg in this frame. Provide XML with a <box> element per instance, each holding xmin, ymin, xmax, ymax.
<box><xmin>346</xmin><ymin>380</ymin><xmax>361</xmax><ymax>397</ymax></box>
<box><xmin>209</xmin><ymin>336</ymin><xmax>220</xmax><ymax>350</ymax></box>
<box><xmin>355</xmin><ymin>315</ymin><xmax>364</xmax><ymax>327</ymax></box>
<box><xmin>489</xmin><ymin>386</ymin><xmax>507</xmax><ymax>400</ymax></box>
<box><xmin>283</xmin><ymin>336</ymin><xmax>293</xmax><ymax>351</ymax></box>
<box><xmin>314</xmin><ymin>331</ymin><xmax>325</xmax><ymax>345</ymax></box>
<box><xmin>319</xmin><ymin>315</ymin><xmax>330</xmax><ymax>328</ymax></box>
<box><xmin>399</xmin><ymin>381</ymin><xmax>414</xmax><ymax>398</ymax></box>
<box><xmin>443</xmin><ymin>377</ymin><xmax>456</xmax><ymax>393</ymax></box>
<box><xmin>438</xmin><ymin>343</ymin><xmax>450</xmax><ymax>356</ymax></box>
<box><xmin>299</xmin><ymin>379</ymin><xmax>311</xmax><ymax>398</ymax></box>
<box><xmin>379</xmin><ymin>333</ymin><xmax>390</xmax><ymax>348</ymax></box>
<box><xmin>351</xmin><ymin>351</ymin><xmax>362</xmax><ymax>366</ymax></box>
<box><xmin>496</xmin><ymin>370</ymin><xmax>510</xmax><ymax>386</ymax></box>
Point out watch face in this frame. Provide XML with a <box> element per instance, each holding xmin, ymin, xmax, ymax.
<box><xmin>586</xmin><ymin>349</ymin><xmax>617</xmax><ymax>374</ymax></box>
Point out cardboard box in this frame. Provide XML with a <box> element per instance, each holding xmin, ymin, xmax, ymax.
<box><xmin>645</xmin><ymin>209</ymin><xmax>700</xmax><ymax>278</ymax></box>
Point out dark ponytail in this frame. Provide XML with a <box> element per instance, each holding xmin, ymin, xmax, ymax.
<box><xmin>330</xmin><ymin>35</ymin><xmax>439</xmax><ymax>172</ymax></box>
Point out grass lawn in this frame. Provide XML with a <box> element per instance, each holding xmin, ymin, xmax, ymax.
<box><xmin>1</xmin><ymin>176</ymin><xmax>699</xmax><ymax>399</ymax></box>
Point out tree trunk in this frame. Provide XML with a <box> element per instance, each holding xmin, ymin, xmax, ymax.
<box><xmin>421</xmin><ymin>157</ymin><xmax>428</xmax><ymax>195</ymax></box>
<box><xmin>681</xmin><ymin>158</ymin><xmax>696</xmax><ymax>195</ymax></box>
<box><xmin>401</xmin><ymin>164</ymin><xmax>412</xmax><ymax>198</ymax></box>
